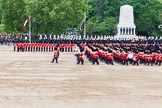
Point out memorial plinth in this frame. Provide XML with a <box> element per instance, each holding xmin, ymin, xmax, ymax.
<box><xmin>116</xmin><ymin>5</ymin><xmax>136</xmax><ymax>38</ymax></box>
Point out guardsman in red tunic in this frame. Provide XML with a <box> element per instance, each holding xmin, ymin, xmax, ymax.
<box><xmin>31</xmin><ymin>43</ymin><xmax>33</xmax><ymax>52</ymax></box>
<box><xmin>160</xmin><ymin>54</ymin><xmax>162</xmax><ymax>66</ymax></box>
<box><xmin>28</xmin><ymin>43</ymin><xmax>31</xmax><ymax>52</ymax></box>
<box><xmin>133</xmin><ymin>53</ymin><xmax>139</xmax><ymax>65</ymax></box>
<box><xmin>139</xmin><ymin>53</ymin><xmax>144</xmax><ymax>64</ymax></box>
<box><xmin>65</xmin><ymin>44</ymin><xmax>68</xmax><ymax>52</ymax></box>
<box><xmin>143</xmin><ymin>54</ymin><xmax>148</xmax><ymax>65</ymax></box>
<box><xmin>37</xmin><ymin>44</ymin><xmax>40</xmax><ymax>52</ymax></box>
<box><xmin>16</xmin><ymin>43</ymin><xmax>20</xmax><ymax>52</ymax></box>
<box><xmin>51</xmin><ymin>47</ymin><xmax>59</xmax><ymax>63</ymax></box>
<box><xmin>45</xmin><ymin>44</ymin><xmax>48</xmax><ymax>52</ymax></box>
<box><xmin>156</xmin><ymin>54</ymin><xmax>162</xmax><ymax>66</ymax></box>
<box><xmin>24</xmin><ymin>43</ymin><xmax>27</xmax><ymax>52</ymax></box>
<box><xmin>106</xmin><ymin>53</ymin><xmax>114</xmax><ymax>65</ymax></box>
<box><xmin>13</xmin><ymin>43</ymin><xmax>16</xmax><ymax>51</ymax></box>
<box><xmin>69</xmin><ymin>44</ymin><xmax>73</xmax><ymax>52</ymax></box>
<box><xmin>77</xmin><ymin>52</ymin><xmax>84</xmax><ymax>65</ymax></box>
<box><xmin>35</xmin><ymin>43</ymin><xmax>39</xmax><ymax>52</ymax></box>
<box><xmin>123</xmin><ymin>53</ymin><xmax>128</xmax><ymax>65</ymax></box>
<box><xmin>32</xmin><ymin>43</ymin><xmax>35</xmax><ymax>52</ymax></box>
<box><xmin>60</xmin><ymin>44</ymin><xmax>64</xmax><ymax>52</ymax></box>
<box><xmin>20</xmin><ymin>43</ymin><xmax>24</xmax><ymax>52</ymax></box>
<box><xmin>119</xmin><ymin>53</ymin><xmax>123</xmax><ymax>64</ymax></box>
<box><xmin>43</xmin><ymin>44</ymin><xmax>46</xmax><ymax>52</ymax></box>
<box><xmin>147</xmin><ymin>55</ymin><xmax>153</xmax><ymax>66</ymax></box>
<box><xmin>48</xmin><ymin>44</ymin><xmax>52</xmax><ymax>52</ymax></box>
<box><xmin>92</xmin><ymin>52</ymin><xmax>99</xmax><ymax>65</ymax></box>
<box><xmin>151</xmin><ymin>53</ymin><xmax>157</xmax><ymax>65</ymax></box>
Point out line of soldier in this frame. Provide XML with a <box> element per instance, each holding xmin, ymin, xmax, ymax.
<box><xmin>84</xmin><ymin>44</ymin><xmax>100</xmax><ymax>65</ymax></box>
<box><xmin>14</xmin><ymin>43</ymin><xmax>76</xmax><ymax>52</ymax></box>
<box><xmin>14</xmin><ymin>42</ymin><xmax>162</xmax><ymax>66</ymax></box>
<box><xmin>77</xmin><ymin>43</ymin><xmax>162</xmax><ymax>66</ymax></box>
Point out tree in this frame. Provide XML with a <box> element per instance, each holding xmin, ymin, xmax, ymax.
<box><xmin>87</xmin><ymin>0</ymin><xmax>162</xmax><ymax>36</ymax></box>
<box><xmin>131</xmin><ymin>0</ymin><xmax>162</xmax><ymax>36</ymax></box>
<box><xmin>0</xmin><ymin>0</ymin><xmax>2</xmax><ymax>24</ymax></box>
<box><xmin>1</xmin><ymin>0</ymin><xmax>26</xmax><ymax>33</ymax></box>
<box><xmin>25</xmin><ymin>0</ymin><xmax>87</xmax><ymax>35</ymax></box>
<box><xmin>87</xmin><ymin>17</ymin><xmax>117</xmax><ymax>35</ymax></box>
<box><xmin>0</xmin><ymin>0</ymin><xmax>87</xmax><ymax>34</ymax></box>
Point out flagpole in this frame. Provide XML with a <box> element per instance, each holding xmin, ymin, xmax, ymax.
<box><xmin>29</xmin><ymin>16</ymin><xmax>31</xmax><ymax>43</ymax></box>
<box><xmin>83</xmin><ymin>13</ymin><xmax>86</xmax><ymax>38</ymax></box>
<box><xmin>84</xmin><ymin>0</ymin><xmax>89</xmax><ymax>38</ymax></box>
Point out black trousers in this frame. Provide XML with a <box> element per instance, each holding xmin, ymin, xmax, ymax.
<box><xmin>51</xmin><ymin>57</ymin><xmax>58</xmax><ymax>63</ymax></box>
<box><xmin>92</xmin><ymin>59</ymin><xmax>99</xmax><ymax>65</ymax></box>
<box><xmin>77</xmin><ymin>59</ymin><xmax>84</xmax><ymax>65</ymax></box>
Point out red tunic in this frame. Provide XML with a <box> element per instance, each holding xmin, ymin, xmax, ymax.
<box><xmin>78</xmin><ymin>53</ymin><xmax>83</xmax><ymax>60</ymax></box>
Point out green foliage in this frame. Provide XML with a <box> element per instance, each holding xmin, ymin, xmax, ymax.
<box><xmin>87</xmin><ymin>0</ymin><xmax>162</xmax><ymax>36</ymax></box>
<box><xmin>1</xmin><ymin>0</ymin><xmax>26</xmax><ymax>33</ymax></box>
<box><xmin>87</xmin><ymin>17</ymin><xmax>117</xmax><ymax>35</ymax></box>
<box><xmin>24</xmin><ymin>0</ymin><xmax>87</xmax><ymax>34</ymax></box>
<box><xmin>132</xmin><ymin>0</ymin><xmax>162</xmax><ymax>36</ymax></box>
<box><xmin>0</xmin><ymin>24</ymin><xmax>5</xmax><ymax>32</ymax></box>
<box><xmin>0</xmin><ymin>0</ymin><xmax>3</xmax><ymax>24</ymax></box>
<box><xmin>0</xmin><ymin>0</ymin><xmax>87</xmax><ymax>34</ymax></box>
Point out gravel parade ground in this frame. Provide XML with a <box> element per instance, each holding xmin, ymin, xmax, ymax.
<box><xmin>0</xmin><ymin>45</ymin><xmax>162</xmax><ymax>108</ymax></box>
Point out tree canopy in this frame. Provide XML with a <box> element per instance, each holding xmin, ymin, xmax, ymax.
<box><xmin>1</xmin><ymin>0</ymin><xmax>26</xmax><ymax>33</ymax></box>
<box><xmin>0</xmin><ymin>0</ymin><xmax>87</xmax><ymax>34</ymax></box>
<box><xmin>87</xmin><ymin>0</ymin><xmax>162</xmax><ymax>36</ymax></box>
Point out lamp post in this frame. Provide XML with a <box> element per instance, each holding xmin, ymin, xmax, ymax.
<box><xmin>159</xmin><ymin>24</ymin><xmax>162</xmax><ymax>34</ymax></box>
<box><xmin>29</xmin><ymin>16</ymin><xmax>31</xmax><ymax>43</ymax></box>
<box><xmin>158</xmin><ymin>24</ymin><xmax>162</xmax><ymax>29</ymax></box>
<box><xmin>158</xmin><ymin>24</ymin><xmax>162</xmax><ymax>38</ymax></box>
<box><xmin>83</xmin><ymin>0</ymin><xmax>89</xmax><ymax>38</ymax></box>
<box><xmin>84</xmin><ymin>13</ymin><xmax>86</xmax><ymax>38</ymax></box>
<box><xmin>36</xmin><ymin>22</ymin><xmax>39</xmax><ymax>35</ymax></box>
<box><xmin>26</xmin><ymin>4</ymin><xmax>32</xmax><ymax>43</ymax></box>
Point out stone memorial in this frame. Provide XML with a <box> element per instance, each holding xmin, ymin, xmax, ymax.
<box><xmin>116</xmin><ymin>5</ymin><xmax>136</xmax><ymax>38</ymax></box>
